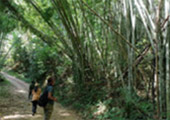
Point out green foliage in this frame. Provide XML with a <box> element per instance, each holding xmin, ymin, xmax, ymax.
<box><xmin>43</xmin><ymin>7</ymin><xmax>54</xmax><ymax>21</ymax></box>
<box><xmin>1</xmin><ymin>0</ymin><xmax>169</xmax><ymax>119</ymax></box>
<box><xmin>92</xmin><ymin>99</ymin><xmax>124</xmax><ymax>120</ymax></box>
<box><xmin>8</xmin><ymin>31</ymin><xmax>63</xmax><ymax>84</ymax></box>
<box><xmin>119</xmin><ymin>88</ymin><xmax>154</xmax><ymax>120</ymax></box>
<box><xmin>6</xmin><ymin>70</ymin><xmax>31</xmax><ymax>83</ymax></box>
<box><xmin>0</xmin><ymin>1</ymin><xmax>16</xmax><ymax>34</ymax></box>
<box><xmin>11</xmin><ymin>33</ymin><xmax>30</xmax><ymax>73</ymax></box>
<box><xmin>82</xmin><ymin>88</ymin><xmax>154</xmax><ymax>120</ymax></box>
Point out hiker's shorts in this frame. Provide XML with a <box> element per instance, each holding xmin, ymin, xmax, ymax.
<box><xmin>43</xmin><ymin>103</ymin><xmax>54</xmax><ymax>120</ymax></box>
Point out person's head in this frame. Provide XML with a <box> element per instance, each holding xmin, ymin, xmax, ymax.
<box><xmin>47</xmin><ymin>77</ymin><xmax>55</xmax><ymax>86</ymax></box>
<box><xmin>34</xmin><ymin>82</ymin><xmax>39</xmax><ymax>92</ymax></box>
<box><xmin>31</xmin><ymin>80</ymin><xmax>35</xmax><ymax>85</ymax></box>
<box><xmin>35</xmin><ymin>82</ymin><xmax>39</xmax><ymax>87</ymax></box>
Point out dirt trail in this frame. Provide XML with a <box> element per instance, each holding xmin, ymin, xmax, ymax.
<box><xmin>0</xmin><ymin>72</ymin><xmax>81</xmax><ymax>120</ymax></box>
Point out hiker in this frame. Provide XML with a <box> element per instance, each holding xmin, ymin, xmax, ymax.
<box><xmin>32</xmin><ymin>82</ymin><xmax>41</xmax><ymax>116</ymax></box>
<box><xmin>43</xmin><ymin>77</ymin><xmax>57</xmax><ymax>120</ymax></box>
<box><xmin>28</xmin><ymin>80</ymin><xmax>35</xmax><ymax>100</ymax></box>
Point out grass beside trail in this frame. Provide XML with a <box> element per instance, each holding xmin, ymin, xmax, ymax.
<box><xmin>5</xmin><ymin>70</ymin><xmax>32</xmax><ymax>83</ymax></box>
<box><xmin>0</xmin><ymin>77</ymin><xmax>11</xmax><ymax>98</ymax></box>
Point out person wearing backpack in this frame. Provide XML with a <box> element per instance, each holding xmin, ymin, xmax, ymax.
<box><xmin>43</xmin><ymin>77</ymin><xmax>57</xmax><ymax>120</ymax></box>
<box><xmin>32</xmin><ymin>82</ymin><xmax>41</xmax><ymax>116</ymax></box>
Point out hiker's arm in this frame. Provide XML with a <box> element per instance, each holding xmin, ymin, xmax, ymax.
<box><xmin>48</xmin><ymin>92</ymin><xmax>57</xmax><ymax>101</ymax></box>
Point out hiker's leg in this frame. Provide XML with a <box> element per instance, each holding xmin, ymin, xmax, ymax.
<box><xmin>34</xmin><ymin>101</ymin><xmax>38</xmax><ymax>113</ymax></box>
<box><xmin>43</xmin><ymin>104</ymin><xmax>54</xmax><ymax>120</ymax></box>
<box><xmin>32</xmin><ymin>101</ymin><xmax>36</xmax><ymax>114</ymax></box>
<box><xmin>47</xmin><ymin>104</ymin><xmax>53</xmax><ymax>119</ymax></box>
<box><xmin>43</xmin><ymin>107</ymin><xmax>47</xmax><ymax>120</ymax></box>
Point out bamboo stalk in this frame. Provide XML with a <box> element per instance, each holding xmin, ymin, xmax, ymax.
<box><xmin>81</xmin><ymin>0</ymin><xmax>140</xmax><ymax>55</ymax></box>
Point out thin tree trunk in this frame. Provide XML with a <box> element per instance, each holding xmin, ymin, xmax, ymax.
<box><xmin>166</xmin><ymin>32</ymin><xmax>170</xmax><ymax>119</ymax></box>
<box><xmin>155</xmin><ymin>0</ymin><xmax>164</xmax><ymax>118</ymax></box>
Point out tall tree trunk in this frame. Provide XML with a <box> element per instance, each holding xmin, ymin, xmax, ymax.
<box><xmin>166</xmin><ymin>31</ymin><xmax>170</xmax><ymax>119</ymax></box>
<box><xmin>155</xmin><ymin>0</ymin><xmax>164</xmax><ymax>118</ymax></box>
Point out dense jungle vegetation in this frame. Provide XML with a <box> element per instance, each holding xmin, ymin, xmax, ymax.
<box><xmin>1</xmin><ymin>0</ymin><xmax>170</xmax><ymax>119</ymax></box>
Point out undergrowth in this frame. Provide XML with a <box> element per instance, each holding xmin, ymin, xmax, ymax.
<box><xmin>4</xmin><ymin>70</ymin><xmax>155</xmax><ymax>120</ymax></box>
<box><xmin>5</xmin><ymin>70</ymin><xmax>32</xmax><ymax>83</ymax></box>
<box><xmin>0</xmin><ymin>75</ymin><xmax>11</xmax><ymax>98</ymax></box>
<box><xmin>57</xmin><ymin>85</ymin><xmax>155</xmax><ymax>120</ymax></box>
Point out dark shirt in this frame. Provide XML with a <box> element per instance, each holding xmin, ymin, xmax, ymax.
<box><xmin>47</xmin><ymin>85</ymin><xmax>54</xmax><ymax>105</ymax></box>
<box><xmin>28</xmin><ymin>84</ymin><xmax>34</xmax><ymax>99</ymax></box>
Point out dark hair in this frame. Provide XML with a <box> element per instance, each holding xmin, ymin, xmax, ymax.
<box><xmin>47</xmin><ymin>77</ymin><xmax>53</xmax><ymax>85</ymax></box>
<box><xmin>34</xmin><ymin>86</ymin><xmax>38</xmax><ymax>92</ymax></box>
<box><xmin>31</xmin><ymin>81</ymin><xmax>35</xmax><ymax>84</ymax></box>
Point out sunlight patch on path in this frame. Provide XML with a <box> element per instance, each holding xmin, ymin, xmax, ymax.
<box><xmin>16</xmin><ymin>89</ymin><xmax>27</xmax><ymax>94</ymax></box>
<box><xmin>3</xmin><ymin>114</ymin><xmax>41</xmax><ymax>119</ymax></box>
<box><xmin>60</xmin><ymin>112</ymin><xmax>71</xmax><ymax>117</ymax></box>
<box><xmin>58</xmin><ymin>110</ymin><xmax>71</xmax><ymax>117</ymax></box>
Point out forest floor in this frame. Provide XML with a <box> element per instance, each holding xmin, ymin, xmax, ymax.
<box><xmin>0</xmin><ymin>72</ymin><xmax>81</xmax><ymax>120</ymax></box>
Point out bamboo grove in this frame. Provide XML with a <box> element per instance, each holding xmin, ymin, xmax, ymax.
<box><xmin>1</xmin><ymin>0</ymin><xmax>170</xmax><ymax>119</ymax></box>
